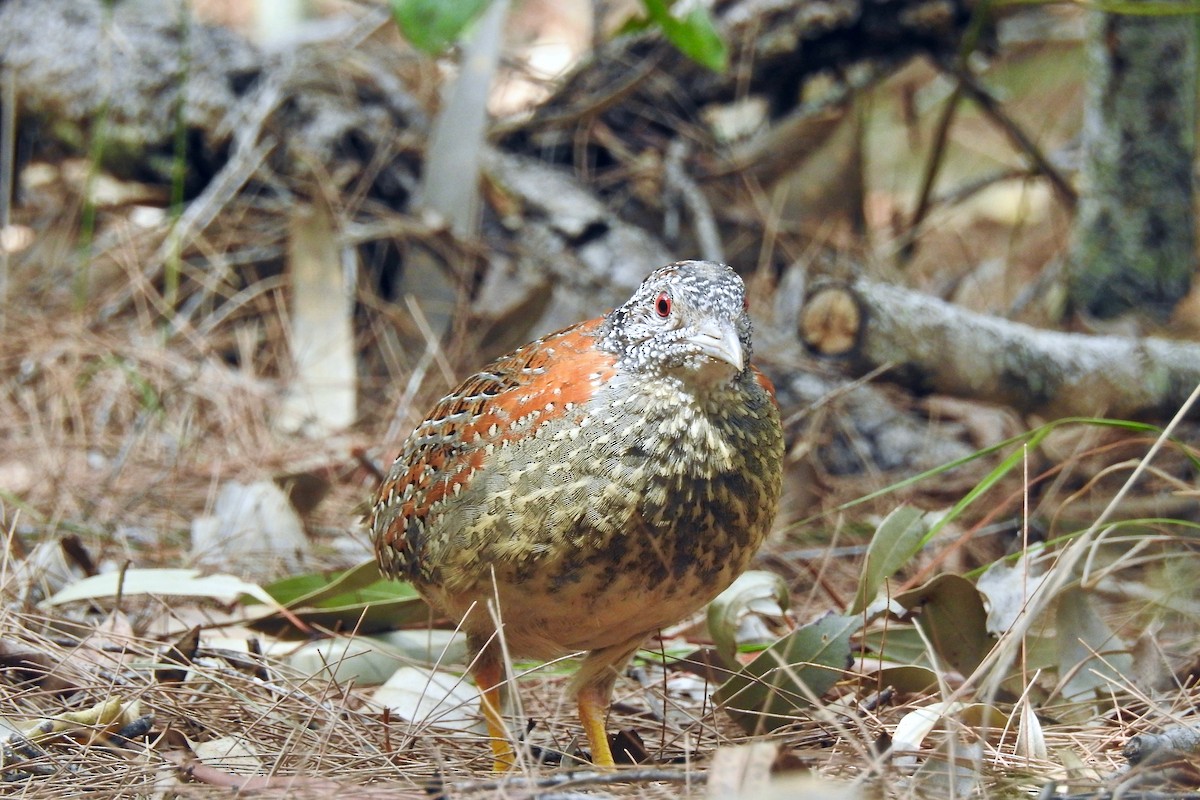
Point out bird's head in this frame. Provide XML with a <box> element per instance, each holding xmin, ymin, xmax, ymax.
<box><xmin>598</xmin><ymin>261</ymin><xmax>753</xmax><ymax>386</ymax></box>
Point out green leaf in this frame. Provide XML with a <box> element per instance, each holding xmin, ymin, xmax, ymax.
<box><xmin>851</xmin><ymin>506</ymin><xmax>931</xmax><ymax>615</ymax></box>
<box><xmin>641</xmin><ymin>0</ymin><xmax>728</xmax><ymax>72</ymax></box>
<box><xmin>1055</xmin><ymin>586</ymin><xmax>1133</xmax><ymax>705</ymax></box>
<box><xmin>895</xmin><ymin>574</ymin><xmax>992</xmax><ymax>677</ymax></box>
<box><xmin>391</xmin><ymin>0</ymin><xmax>491</xmax><ymax>54</ymax></box>
<box><xmin>250</xmin><ymin>560</ymin><xmax>432</xmax><ymax>636</ymax></box>
<box><xmin>872</xmin><ymin>664</ymin><xmax>939</xmax><ymax>694</ymax></box>
<box><xmin>612</xmin><ymin>13</ymin><xmax>654</xmax><ymax>37</ymax></box>
<box><xmin>862</xmin><ymin>625</ymin><xmax>935</xmax><ymax>668</ymax></box>
<box><xmin>715</xmin><ymin>613</ymin><xmax>858</xmax><ymax>734</ymax></box>
<box><xmin>1077</xmin><ymin>0</ymin><xmax>1200</xmax><ymax>15</ymax></box>
<box><xmin>262</xmin><ymin>560</ymin><xmax>387</xmax><ymax>607</ymax></box>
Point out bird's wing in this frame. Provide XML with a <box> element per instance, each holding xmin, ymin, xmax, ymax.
<box><xmin>371</xmin><ymin>317</ymin><xmax>617</xmax><ymax>578</ymax></box>
<box><xmin>750</xmin><ymin>364</ymin><xmax>777</xmax><ymax>401</ymax></box>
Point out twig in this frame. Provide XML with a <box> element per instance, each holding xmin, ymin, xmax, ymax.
<box><xmin>99</xmin><ymin>76</ymin><xmax>283</xmax><ymax>322</ymax></box>
<box><xmin>382</xmin><ymin>295</ymin><xmax>459</xmax><ymax>446</ymax></box>
<box><xmin>663</xmin><ymin>139</ymin><xmax>723</xmax><ymax>263</ymax></box>
<box><xmin>0</xmin><ymin>68</ymin><xmax>13</xmax><ymax>327</ymax></box>
<box><xmin>947</xmin><ymin>63</ymin><xmax>1077</xmax><ymax>210</ymax></box>
<box><xmin>352</xmin><ymin>447</ymin><xmax>387</xmax><ymax>484</ymax></box>
<box><xmin>932</xmin><ymin>166</ymin><xmax>1032</xmax><ymax>209</ymax></box>
<box><xmin>901</xmin><ymin>79</ymin><xmax>963</xmax><ymax>264</ymax></box>
<box><xmin>492</xmin><ymin>49</ymin><xmax>663</xmax><ymax>139</ymax></box>
<box><xmin>449</xmin><ymin>767</ymin><xmax>707</xmax><ymax>794</ymax></box>
<box><xmin>167</xmin><ymin>749</ymin><xmax>425</xmax><ymax>798</ymax></box>
<box><xmin>194</xmin><ymin>273</ymin><xmax>289</xmax><ymax>339</ymax></box>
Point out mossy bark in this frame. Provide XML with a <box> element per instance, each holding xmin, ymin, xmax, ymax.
<box><xmin>1070</xmin><ymin>5</ymin><xmax>1196</xmax><ymax>320</ymax></box>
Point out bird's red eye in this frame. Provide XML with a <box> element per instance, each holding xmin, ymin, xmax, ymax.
<box><xmin>655</xmin><ymin>292</ymin><xmax>672</xmax><ymax>318</ymax></box>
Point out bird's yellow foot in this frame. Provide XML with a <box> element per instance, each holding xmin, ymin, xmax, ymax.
<box><xmin>475</xmin><ymin>659</ymin><xmax>515</xmax><ymax>771</ymax></box>
<box><xmin>577</xmin><ymin>684</ymin><xmax>615</xmax><ymax>768</ymax></box>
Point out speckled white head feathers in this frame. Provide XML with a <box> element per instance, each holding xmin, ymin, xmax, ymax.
<box><xmin>597</xmin><ymin>261</ymin><xmax>753</xmax><ymax>384</ymax></box>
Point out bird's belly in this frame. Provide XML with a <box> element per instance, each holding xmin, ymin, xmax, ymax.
<box><xmin>434</xmin><ymin>551</ymin><xmax>744</xmax><ymax>660</ymax></box>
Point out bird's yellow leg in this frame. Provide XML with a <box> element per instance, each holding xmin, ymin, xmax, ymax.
<box><xmin>573</xmin><ymin>642</ymin><xmax>642</xmax><ymax>768</ymax></box>
<box><xmin>577</xmin><ymin>682</ymin><xmax>615</xmax><ymax>768</ymax></box>
<box><xmin>473</xmin><ymin>655</ymin><xmax>515</xmax><ymax>771</ymax></box>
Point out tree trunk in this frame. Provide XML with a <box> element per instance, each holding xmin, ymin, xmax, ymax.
<box><xmin>1069</xmin><ymin>4</ymin><xmax>1196</xmax><ymax>320</ymax></box>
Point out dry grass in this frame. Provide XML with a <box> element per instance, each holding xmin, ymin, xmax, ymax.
<box><xmin>0</xmin><ymin>578</ymin><xmax>1162</xmax><ymax>799</ymax></box>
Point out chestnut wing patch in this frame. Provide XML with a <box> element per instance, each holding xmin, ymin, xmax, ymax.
<box><xmin>371</xmin><ymin>318</ymin><xmax>616</xmax><ymax>577</ymax></box>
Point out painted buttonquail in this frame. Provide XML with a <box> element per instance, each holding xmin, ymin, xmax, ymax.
<box><xmin>370</xmin><ymin>261</ymin><xmax>784</xmax><ymax>769</ymax></box>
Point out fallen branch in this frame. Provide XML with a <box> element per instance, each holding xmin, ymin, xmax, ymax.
<box><xmin>799</xmin><ymin>280</ymin><xmax>1200</xmax><ymax>420</ymax></box>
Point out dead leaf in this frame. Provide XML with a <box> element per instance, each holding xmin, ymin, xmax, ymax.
<box><xmin>1055</xmin><ymin>585</ymin><xmax>1132</xmax><ymax>704</ymax></box>
<box><xmin>43</xmin><ymin>568</ymin><xmax>277</xmax><ymax>608</ymax></box>
<box><xmin>371</xmin><ymin>666</ymin><xmax>482</xmax><ymax>732</ymax></box>
<box><xmin>977</xmin><ymin>554</ymin><xmax>1049</xmax><ymax>636</ymax></box>
<box><xmin>707</xmin><ymin>741</ymin><xmax>779</xmax><ymax>799</ymax></box>
<box><xmin>707</xmin><ymin>570</ymin><xmax>791</xmax><ymax>668</ymax></box>
<box><xmin>191</xmin><ymin>480</ymin><xmax>309</xmax><ymax>576</ymax></box>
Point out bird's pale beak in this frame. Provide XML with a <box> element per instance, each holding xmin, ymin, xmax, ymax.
<box><xmin>689</xmin><ymin>320</ymin><xmax>744</xmax><ymax>372</ymax></box>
